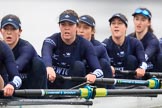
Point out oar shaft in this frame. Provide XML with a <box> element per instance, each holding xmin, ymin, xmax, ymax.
<box><xmin>60</xmin><ymin>76</ymin><xmax>152</xmax><ymax>87</ymax></box>
<box><xmin>14</xmin><ymin>89</ymin><xmax>81</xmax><ymax>97</ymax></box>
<box><xmin>61</xmin><ymin>76</ymin><xmax>87</xmax><ymax>82</ymax></box>
<box><xmin>105</xmin><ymin>89</ymin><xmax>162</xmax><ymax>95</ymax></box>
<box><xmin>95</xmin><ymin>78</ymin><xmax>149</xmax><ymax>86</ymax></box>
<box><xmin>149</xmin><ymin>72</ymin><xmax>162</xmax><ymax>77</ymax></box>
<box><xmin>58</xmin><ymin>76</ymin><xmax>149</xmax><ymax>86</ymax></box>
<box><xmin>5</xmin><ymin>88</ymin><xmax>162</xmax><ymax>98</ymax></box>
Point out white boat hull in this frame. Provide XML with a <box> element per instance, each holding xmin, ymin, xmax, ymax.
<box><xmin>1</xmin><ymin>95</ymin><xmax>162</xmax><ymax>108</ymax></box>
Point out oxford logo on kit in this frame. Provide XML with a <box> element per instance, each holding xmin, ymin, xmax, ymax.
<box><xmin>65</xmin><ymin>15</ymin><xmax>70</xmax><ymax>18</ymax></box>
<box><xmin>8</xmin><ymin>18</ymin><xmax>13</xmax><ymax>21</ymax></box>
<box><xmin>81</xmin><ymin>16</ymin><xmax>86</xmax><ymax>20</ymax></box>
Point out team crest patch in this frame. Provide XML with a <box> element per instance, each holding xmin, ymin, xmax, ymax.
<box><xmin>65</xmin><ymin>15</ymin><xmax>70</xmax><ymax>18</ymax></box>
<box><xmin>63</xmin><ymin>52</ymin><xmax>71</xmax><ymax>57</ymax></box>
<box><xmin>7</xmin><ymin>18</ymin><xmax>13</xmax><ymax>21</ymax></box>
<box><xmin>81</xmin><ymin>16</ymin><xmax>87</xmax><ymax>20</ymax></box>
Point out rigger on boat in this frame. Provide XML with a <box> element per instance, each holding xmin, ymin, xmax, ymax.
<box><xmin>1</xmin><ymin>66</ymin><xmax>162</xmax><ymax>108</ymax></box>
<box><xmin>1</xmin><ymin>86</ymin><xmax>162</xmax><ymax>108</ymax></box>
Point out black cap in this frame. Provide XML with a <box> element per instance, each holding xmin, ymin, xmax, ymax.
<box><xmin>58</xmin><ymin>13</ymin><xmax>78</xmax><ymax>24</ymax></box>
<box><xmin>109</xmin><ymin>13</ymin><xmax>128</xmax><ymax>27</ymax></box>
<box><xmin>1</xmin><ymin>14</ymin><xmax>21</xmax><ymax>29</ymax></box>
<box><xmin>79</xmin><ymin>15</ymin><xmax>95</xmax><ymax>27</ymax></box>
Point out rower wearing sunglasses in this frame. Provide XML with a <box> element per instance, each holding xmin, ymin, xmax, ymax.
<box><xmin>128</xmin><ymin>7</ymin><xmax>162</xmax><ymax>74</ymax></box>
<box><xmin>102</xmin><ymin>13</ymin><xmax>147</xmax><ymax>80</ymax></box>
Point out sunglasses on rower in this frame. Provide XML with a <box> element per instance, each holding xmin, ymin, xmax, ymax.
<box><xmin>134</xmin><ymin>8</ymin><xmax>152</xmax><ymax>19</ymax></box>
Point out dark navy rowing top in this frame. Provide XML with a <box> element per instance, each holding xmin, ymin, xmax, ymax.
<box><xmin>42</xmin><ymin>33</ymin><xmax>103</xmax><ymax>77</ymax></box>
<box><xmin>0</xmin><ymin>41</ymin><xmax>21</xmax><ymax>89</ymax></box>
<box><xmin>90</xmin><ymin>38</ymin><xmax>112</xmax><ymax>76</ymax></box>
<box><xmin>128</xmin><ymin>32</ymin><xmax>161</xmax><ymax>61</ymax></box>
<box><xmin>12</xmin><ymin>39</ymin><xmax>37</xmax><ymax>73</ymax></box>
<box><xmin>91</xmin><ymin>38</ymin><xmax>110</xmax><ymax>61</ymax></box>
<box><xmin>102</xmin><ymin>36</ymin><xmax>146</xmax><ymax>69</ymax></box>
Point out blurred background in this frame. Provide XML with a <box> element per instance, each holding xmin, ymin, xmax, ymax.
<box><xmin>0</xmin><ymin>0</ymin><xmax>161</xmax><ymax>55</ymax></box>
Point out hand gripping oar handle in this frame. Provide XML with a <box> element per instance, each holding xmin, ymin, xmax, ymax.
<box><xmin>2</xmin><ymin>87</ymin><xmax>162</xmax><ymax>99</ymax></box>
<box><xmin>56</xmin><ymin>75</ymin><xmax>115</xmax><ymax>85</ymax></box>
<box><xmin>116</xmin><ymin>70</ymin><xmax>151</xmax><ymax>79</ymax></box>
<box><xmin>0</xmin><ymin>85</ymin><xmax>98</xmax><ymax>100</ymax></box>
<box><xmin>57</xmin><ymin>75</ymin><xmax>162</xmax><ymax>89</ymax></box>
<box><xmin>115</xmin><ymin>70</ymin><xmax>162</xmax><ymax>78</ymax></box>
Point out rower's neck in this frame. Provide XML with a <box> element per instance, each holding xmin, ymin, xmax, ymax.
<box><xmin>112</xmin><ymin>36</ymin><xmax>125</xmax><ymax>46</ymax></box>
<box><xmin>135</xmin><ymin>29</ymin><xmax>148</xmax><ymax>40</ymax></box>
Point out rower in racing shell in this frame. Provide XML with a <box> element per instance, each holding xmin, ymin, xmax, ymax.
<box><xmin>0</xmin><ymin>14</ymin><xmax>47</xmax><ymax>89</ymax></box>
<box><xmin>77</xmin><ymin>15</ymin><xmax>113</xmax><ymax>88</ymax></box>
<box><xmin>42</xmin><ymin>9</ymin><xmax>103</xmax><ymax>89</ymax></box>
<box><xmin>102</xmin><ymin>13</ymin><xmax>147</xmax><ymax>79</ymax></box>
<box><xmin>0</xmin><ymin>40</ymin><xmax>22</xmax><ymax>96</ymax></box>
<box><xmin>128</xmin><ymin>7</ymin><xmax>162</xmax><ymax>73</ymax></box>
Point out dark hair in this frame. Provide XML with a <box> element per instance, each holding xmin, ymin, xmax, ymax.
<box><xmin>134</xmin><ymin>7</ymin><xmax>153</xmax><ymax>33</ymax></box>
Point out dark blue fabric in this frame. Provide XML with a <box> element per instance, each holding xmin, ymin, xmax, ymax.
<box><xmin>103</xmin><ymin>36</ymin><xmax>145</xmax><ymax>68</ymax></box>
<box><xmin>0</xmin><ymin>41</ymin><xmax>20</xmax><ymax>88</ymax></box>
<box><xmin>113</xmin><ymin>55</ymin><xmax>138</xmax><ymax>79</ymax></box>
<box><xmin>12</xmin><ymin>39</ymin><xmax>37</xmax><ymax>72</ymax></box>
<box><xmin>103</xmin><ymin>36</ymin><xmax>146</xmax><ymax>79</ymax></box>
<box><xmin>48</xmin><ymin>61</ymin><xmax>86</xmax><ymax>89</ymax></box>
<box><xmin>42</xmin><ymin>33</ymin><xmax>101</xmax><ymax>72</ymax></box>
<box><xmin>156</xmin><ymin>54</ymin><xmax>162</xmax><ymax>72</ymax></box>
<box><xmin>91</xmin><ymin>38</ymin><xmax>113</xmax><ymax>88</ymax></box>
<box><xmin>20</xmin><ymin>56</ymin><xmax>47</xmax><ymax>89</ymax></box>
<box><xmin>91</xmin><ymin>39</ymin><xmax>112</xmax><ymax>77</ymax></box>
<box><xmin>42</xmin><ymin>33</ymin><xmax>102</xmax><ymax>89</ymax></box>
<box><xmin>128</xmin><ymin>32</ymin><xmax>162</xmax><ymax>72</ymax></box>
<box><xmin>12</xmin><ymin>39</ymin><xmax>47</xmax><ymax>89</ymax></box>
